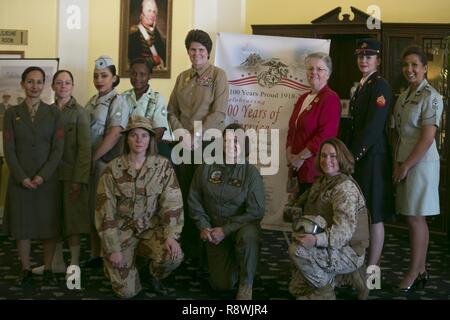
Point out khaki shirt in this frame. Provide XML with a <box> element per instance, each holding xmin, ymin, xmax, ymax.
<box><xmin>85</xmin><ymin>89</ymin><xmax>129</xmax><ymax>151</ymax></box>
<box><xmin>393</xmin><ymin>79</ymin><xmax>443</xmax><ymax>162</ymax></box>
<box><xmin>121</xmin><ymin>86</ymin><xmax>170</xmax><ymax>131</ymax></box>
<box><xmin>54</xmin><ymin>97</ymin><xmax>91</xmax><ymax>184</ymax></box>
<box><xmin>188</xmin><ymin>163</ymin><xmax>265</xmax><ymax>236</ymax></box>
<box><xmin>168</xmin><ymin>62</ymin><xmax>229</xmax><ymax>135</ymax></box>
<box><xmin>95</xmin><ymin>154</ymin><xmax>184</xmax><ymax>255</ymax></box>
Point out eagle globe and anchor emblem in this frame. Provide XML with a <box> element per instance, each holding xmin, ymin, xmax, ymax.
<box><xmin>240</xmin><ymin>53</ymin><xmax>289</xmax><ymax>88</ymax></box>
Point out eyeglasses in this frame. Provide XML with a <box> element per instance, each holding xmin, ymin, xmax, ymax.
<box><xmin>307</xmin><ymin>67</ymin><xmax>328</xmax><ymax>73</ymax></box>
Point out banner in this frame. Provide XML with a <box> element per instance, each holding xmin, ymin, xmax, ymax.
<box><xmin>215</xmin><ymin>32</ymin><xmax>330</xmax><ymax>231</ymax></box>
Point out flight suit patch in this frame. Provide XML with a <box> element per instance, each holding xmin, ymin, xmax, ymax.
<box><xmin>209</xmin><ymin>170</ymin><xmax>223</xmax><ymax>184</ymax></box>
<box><xmin>228</xmin><ymin>178</ymin><xmax>242</xmax><ymax>187</ymax></box>
<box><xmin>376</xmin><ymin>95</ymin><xmax>386</xmax><ymax>108</ymax></box>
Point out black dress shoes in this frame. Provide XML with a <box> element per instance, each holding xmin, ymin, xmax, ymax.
<box><xmin>42</xmin><ymin>270</ymin><xmax>58</xmax><ymax>287</ymax></box>
<box><xmin>16</xmin><ymin>269</ymin><xmax>34</xmax><ymax>288</ymax></box>
<box><xmin>398</xmin><ymin>271</ymin><xmax>429</xmax><ymax>294</ymax></box>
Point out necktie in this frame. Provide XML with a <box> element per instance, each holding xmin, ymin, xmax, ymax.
<box><xmin>29</xmin><ymin>104</ymin><xmax>38</xmax><ymax>122</ymax></box>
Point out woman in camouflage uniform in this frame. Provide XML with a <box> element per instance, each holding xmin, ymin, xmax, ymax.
<box><xmin>95</xmin><ymin>116</ymin><xmax>183</xmax><ymax>298</ymax></box>
<box><xmin>287</xmin><ymin>138</ymin><xmax>370</xmax><ymax>300</ymax></box>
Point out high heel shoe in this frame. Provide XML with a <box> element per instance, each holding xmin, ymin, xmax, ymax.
<box><xmin>398</xmin><ymin>271</ymin><xmax>429</xmax><ymax>294</ymax></box>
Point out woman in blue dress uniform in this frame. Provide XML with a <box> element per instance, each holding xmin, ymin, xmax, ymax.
<box><xmin>349</xmin><ymin>38</ymin><xmax>395</xmax><ymax>272</ymax></box>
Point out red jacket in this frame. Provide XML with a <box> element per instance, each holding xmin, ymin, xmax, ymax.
<box><xmin>286</xmin><ymin>85</ymin><xmax>341</xmax><ymax>183</ymax></box>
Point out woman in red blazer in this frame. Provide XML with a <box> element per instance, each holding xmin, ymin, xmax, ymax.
<box><xmin>287</xmin><ymin>52</ymin><xmax>341</xmax><ymax>193</ymax></box>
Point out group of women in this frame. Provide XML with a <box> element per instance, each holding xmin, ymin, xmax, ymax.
<box><xmin>1</xmin><ymin>30</ymin><xmax>443</xmax><ymax>300</ymax></box>
<box><xmin>287</xmin><ymin>39</ymin><xmax>443</xmax><ymax>299</ymax></box>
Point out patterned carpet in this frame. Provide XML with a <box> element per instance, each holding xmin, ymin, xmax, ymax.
<box><xmin>0</xmin><ymin>227</ymin><xmax>449</xmax><ymax>300</ymax></box>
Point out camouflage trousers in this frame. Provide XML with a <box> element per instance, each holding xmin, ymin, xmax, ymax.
<box><xmin>103</xmin><ymin>228</ymin><xmax>183</xmax><ymax>299</ymax></box>
<box><xmin>206</xmin><ymin>224</ymin><xmax>260</xmax><ymax>290</ymax></box>
<box><xmin>288</xmin><ymin>243</ymin><xmax>364</xmax><ymax>290</ymax></box>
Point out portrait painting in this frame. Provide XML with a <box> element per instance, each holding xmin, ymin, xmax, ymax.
<box><xmin>119</xmin><ymin>0</ymin><xmax>172</xmax><ymax>78</ymax></box>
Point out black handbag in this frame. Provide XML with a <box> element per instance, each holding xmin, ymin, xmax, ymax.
<box><xmin>100</xmin><ymin>95</ymin><xmax>125</xmax><ymax>162</ymax></box>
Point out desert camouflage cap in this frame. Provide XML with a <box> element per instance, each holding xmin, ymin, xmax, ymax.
<box><xmin>95</xmin><ymin>55</ymin><xmax>114</xmax><ymax>69</ymax></box>
<box><xmin>122</xmin><ymin>115</ymin><xmax>155</xmax><ymax>134</ymax></box>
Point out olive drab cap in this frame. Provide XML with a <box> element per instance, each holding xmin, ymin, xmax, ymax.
<box><xmin>355</xmin><ymin>38</ymin><xmax>381</xmax><ymax>56</ymax></box>
<box><xmin>95</xmin><ymin>55</ymin><xmax>114</xmax><ymax>69</ymax></box>
<box><xmin>121</xmin><ymin>115</ymin><xmax>155</xmax><ymax>134</ymax></box>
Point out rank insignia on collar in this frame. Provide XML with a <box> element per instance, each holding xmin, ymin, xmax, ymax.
<box><xmin>15</xmin><ymin>116</ymin><xmax>21</xmax><ymax>121</ymax></box>
<box><xmin>209</xmin><ymin>170</ymin><xmax>223</xmax><ymax>184</ymax></box>
<box><xmin>313</xmin><ymin>97</ymin><xmax>319</xmax><ymax>103</ymax></box>
<box><xmin>376</xmin><ymin>95</ymin><xmax>386</xmax><ymax>108</ymax></box>
<box><xmin>368</xmin><ymin>80</ymin><xmax>372</xmax><ymax>84</ymax></box>
<box><xmin>228</xmin><ymin>178</ymin><xmax>242</xmax><ymax>187</ymax></box>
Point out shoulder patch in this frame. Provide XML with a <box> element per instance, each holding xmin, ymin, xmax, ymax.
<box><xmin>376</xmin><ymin>95</ymin><xmax>386</xmax><ymax>108</ymax></box>
<box><xmin>432</xmin><ymin>97</ymin><xmax>439</xmax><ymax>110</ymax></box>
<box><xmin>3</xmin><ymin>129</ymin><xmax>10</xmax><ymax>141</ymax></box>
<box><xmin>113</xmin><ymin>111</ymin><xmax>122</xmax><ymax>120</ymax></box>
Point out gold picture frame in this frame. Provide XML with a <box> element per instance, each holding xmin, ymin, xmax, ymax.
<box><xmin>119</xmin><ymin>0</ymin><xmax>172</xmax><ymax>78</ymax></box>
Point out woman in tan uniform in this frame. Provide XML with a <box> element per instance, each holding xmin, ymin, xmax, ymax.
<box><xmin>167</xmin><ymin>29</ymin><xmax>229</xmax><ymax>259</ymax></box>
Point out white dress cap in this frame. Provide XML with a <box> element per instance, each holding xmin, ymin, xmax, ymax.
<box><xmin>95</xmin><ymin>55</ymin><xmax>114</xmax><ymax>69</ymax></box>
